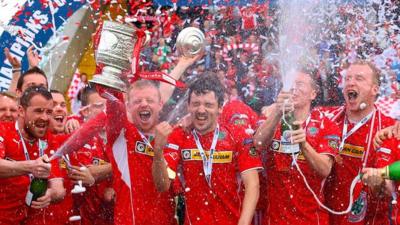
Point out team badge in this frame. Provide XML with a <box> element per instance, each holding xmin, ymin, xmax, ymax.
<box><xmin>249</xmin><ymin>146</ymin><xmax>257</xmax><ymax>156</ymax></box>
<box><xmin>218</xmin><ymin>132</ymin><xmax>226</xmax><ymax>140</ymax></box>
<box><xmin>39</xmin><ymin>140</ymin><xmax>48</xmax><ymax>151</ymax></box>
<box><xmin>182</xmin><ymin>150</ymin><xmax>191</xmax><ymax>160</ymax></box>
<box><xmin>307</xmin><ymin>127</ymin><xmax>318</xmax><ymax>136</ymax></box>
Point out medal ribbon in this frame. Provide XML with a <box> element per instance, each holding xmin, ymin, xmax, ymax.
<box><xmin>15</xmin><ymin>122</ymin><xmax>46</xmax><ymax>181</ymax></box>
<box><xmin>339</xmin><ymin>110</ymin><xmax>376</xmax><ymax>152</ymax></box>
<box><xmin>192</xmin><ymin>125</ymin><xmax>220</xmax><ymax>188</ymax></box>
<box><xmin>138</xmin><ymin>131</ymin><xmax>153</xmax><ymax>149</ymax></box>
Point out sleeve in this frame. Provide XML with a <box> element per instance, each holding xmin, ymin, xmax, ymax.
<box><xmin>311</xmin><ymin>117</ymin><xmax>340</xmax><ymax>157</ymax></box>
<box><xmin>375</xmin><ymin>137</ymin><xmax>400</xmax><ymax>168</ymax></box>
<box><xmin>163</xmin><ymin>128</ymin><xmax>182</xmax><ymax>174</ymax></box>
<box><xmin>234</xmin><ymin>128</ymin><xmax>263</xmax><ymax>173</ymax></box>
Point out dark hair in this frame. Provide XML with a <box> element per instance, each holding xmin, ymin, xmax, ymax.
<box><xmin>17</xmin><ymin>67</ymin><xmax>48</xmax><ymax>91</ymax></box>
<box><xmin>80</xmin><ymin>85</ymin><xmax>97</xmax><ymax>107</ymax></box>
<box><xmin>50</xmin><ymin>89</ymin><xmax>62</xmax><ymax>94</ymax></box>
<box><xmin>20</xmin><ymin>85</ymin><xmax>52</xmax><ymax>108</ymax></box>
<box><xmin>188</xmin><ymin>74</ymin><xmax>225</xmax><ymax>107</ymax></box>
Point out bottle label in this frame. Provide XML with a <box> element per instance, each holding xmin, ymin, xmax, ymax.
<box><xmin>281</xmin><ymin>131</ymin><xmax>300</xmax><ymax>154</ymax></box>
<box><xmin>25</xmin><ymin>189</ymin><xmax>33</xmax><ymax>206</ymax></box>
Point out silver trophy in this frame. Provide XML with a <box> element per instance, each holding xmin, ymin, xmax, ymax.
<box><xmin>176</xmin><ymin>27</ymin><xmax>206</xmax><ymax>57</ymax></box>
<box><xmin>90</xmin><ymin>21</ymin><xmax>138</xmax><ymax>92</ymax></box>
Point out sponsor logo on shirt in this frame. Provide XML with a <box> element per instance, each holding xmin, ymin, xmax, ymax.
<box><xmin>166</xmin><ymin>143</ymin><xmax>179</xmax><ymax>150</ymax></box>
<box><xmin>135</xmin><ymin>141</ymin><xmax>154</xmax><ymax>157</ymax></box>
<box><xmin>181</xmin><ymin>149</ymin><xmax>233</xmax><ymax>163</ymax></box>
<box><xmin>377</xmin><ymin>147</ymin><xmax>391</xmax><ymax>155</ymax></box>
<box><xmin>340</xmin><ymin>143</ymin><xmax>364</xmax><ymax>158</ymax></box>
<box><xmin>243</xmin><ymin>138</ymin><xmax>253</xmax><ymax>145</ymax></box>
<box><xmin>324</xmin><ymin>135</ymin><xmax>340</xmax><ymax>140</ymax></box>
<box><xmin>0</xmin><ymin>136</ymin><xmax>3</xmax><ymax>142</ymax></box>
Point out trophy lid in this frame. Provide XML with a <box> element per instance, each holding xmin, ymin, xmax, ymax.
<box><xmin>176</xmin><ymin>27</ymin><xmax>206</xmax><ymax>57</ymax></box>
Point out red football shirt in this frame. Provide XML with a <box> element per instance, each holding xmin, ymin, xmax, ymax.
<box><xmin>263</xmin><ymin>109</ymin><xmax>340</xmax><ymax>225</ymax></box>
<box><xmin>324</xmin><ymin>106</ymin><xmax>395</xmax><ymax>225</ymax></box>
<box><xmin>163</xmin><ymin>125</ymin><xmax>263</xmax><ymax>225</ymax></box>
<box><xmin>372</xmin><ymin>137</ymin><xmax>400</xmax><ymax>225</ymax></box>
<box><xmin>0</xmin><ymin>122</ymin><xmax>62</xmax><ymax>224</ymax></box>
<box><xmin>220</xmin><ymin>99</ymin><xmax>259</xmax><ymax>129</ymax></box>
<box><xmin>104</xmin><ymin>100</ymin><xmax>176</xmax><ymax>225</ymax></box>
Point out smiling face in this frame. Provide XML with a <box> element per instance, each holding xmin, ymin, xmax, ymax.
<box><xmin>127</xmin><ymin>85</ymin><xmax>162</xmax><ymax>133</ymax></box>
<box><xmin>0</xmin><ymin>95</ymin><xmax>18</xmax><ymax>122</ymax></box>
<box><xmin>343</xmin><ymin>63</ymin><xmax>379</xmax><ymax>113</ymax></box>
<box><xmin>188</xmin><ymin>91</ymin><xmax>222</xmax><ymax>135</ymax></box>
<box><xmin>49</xmin><ymin>92</ymin><xmax>67</xmax><ymax>134</ymax></box>
<box><xmin>20</xmin><ymin>94</ymin><xmax>53</xmax><ymax>139</ymax></box>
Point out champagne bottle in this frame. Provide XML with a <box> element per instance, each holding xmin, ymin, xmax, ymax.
<box><xmin>26</xmin><ymin>177</ymin><xmax>48</xmax><ymax>206</ymax></box>
<box><xmin>380</xmin><ymin>161</ymin><xmax>400</xmax><ymax>181</ymax></box>
<box><xmin>281</xmin><ymin>110</ymin><xmax>300</xmax><ymax>154</ymax></box>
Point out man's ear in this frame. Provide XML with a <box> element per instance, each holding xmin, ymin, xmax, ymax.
<box><xmin>18</xmin><ymin>105</ymin><xmax>25</xmax><ymax>118</ymax></box>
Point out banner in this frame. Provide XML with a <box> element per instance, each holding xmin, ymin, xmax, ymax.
<box><xmin>0</xmin><ymin>0</ymin><xmax>86</xmax><ymax>91</ymax></box>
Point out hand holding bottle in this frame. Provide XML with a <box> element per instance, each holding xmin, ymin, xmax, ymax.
<box><xmin>361</xmin><ymin>167</ymin><xmax>385</xmax><ymax>191</ymax></box>
<box><xmin>30</xmin><ymin>188</ymin><xmax>52</xmax><ymax>209</ymax></box>
<box><xmin>31</xmin><ymin>155</ymin><xmax>51</xmax><ymax>178</ymax></box>
<box><xmin>288</xmin><ymin>121</ymin><xmax>306</xmax><ymax>145</ymax></box>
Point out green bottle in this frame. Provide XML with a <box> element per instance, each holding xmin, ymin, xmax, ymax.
<box><xmin>380</xmin><ymin>161</ymin><xmax>400</xmax><ymax>181</ymax></box>
<box><xmin>281</xmin><ymin>110</ymin><xmax>300</xmax><ymax>154</ymax></box>
<box><xmin>26</xmin><ymin>177</ymin><xmax>48</xmax><ymax>206</ymax></box>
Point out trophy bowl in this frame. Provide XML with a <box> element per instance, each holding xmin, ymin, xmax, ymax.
<box><xmin>176</xmin><ymin>27</ymin><xmax>206</xmax><ymax>58</ymax></box>
<box><xmin>90</xmin><ymin>21</ymin><xmax>138</xmax><ymax>92</ymax></box>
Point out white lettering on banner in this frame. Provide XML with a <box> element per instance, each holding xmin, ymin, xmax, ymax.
<box><xmin>23</xmin><ymin>29</ymin><xmax>36</xmax><ymax>43</ymax></box>
<box><xmin>16</xmin><ymin>36</ymin><xmax>30</xmax><ymax>48</ymax></box>
<box><xmin>53</xmin><ymin>0</ymin><xmax>66</xmax><ymax>7</ymax></box>
<box><xmin>10</xmin><ymin>43</ymin><xmax>25</xmax><ymax>57</ymax></box>
<box><xmin>33</xmin><ymin>11</ymin><xmax>49</xmax><ymax>25</ymax></box>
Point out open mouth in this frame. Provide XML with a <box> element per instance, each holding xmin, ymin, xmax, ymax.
<box><xmin>139</xmin><ymin>111</ymin><xmax>151</xmax><ymax>121</ymax></box>
<box><xmin>347</xmin><ymin>90</ymin><xmax>358</xmax><ymax>100</ymax></box>
<box><xmin>35</xmin><ymin>121</ymin><xmax>48</xmax><ymax>129</ymax></box>
<box><xmin>195</xmin><ymin>113</ymin><xmax>208</xmax><ymax>121</ymax></box>
<box><xmin>54</xmin><ymin>115</ymin><xmax>65</xmax><ymax>123</ymax></box>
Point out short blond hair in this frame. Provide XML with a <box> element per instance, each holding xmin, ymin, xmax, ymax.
<box><xmin>348</xmin><ymin>60</ymin><xmax>381</xmax><ymax>86</ymax></box>
<box><xmin>127</xmin><ymin>80</ymin><xmax>161</xmax><ymax>102</ymax></box>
